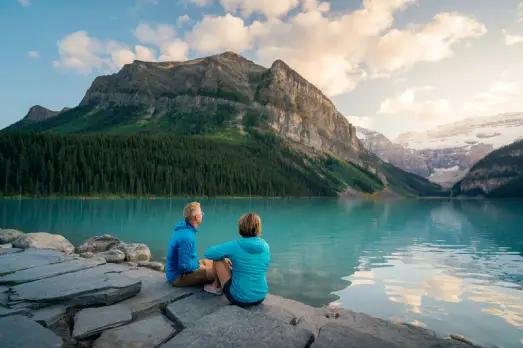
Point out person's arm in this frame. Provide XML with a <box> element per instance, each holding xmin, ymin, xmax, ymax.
<box><xmin>178</xmin><ymin>239</ymin><xmax>198</xmax><ymax>273</ymax></box>
<box><xmin>204</xmin><ymin>241</ymin><xmax>236</xmax><ymax>260</ymax></box>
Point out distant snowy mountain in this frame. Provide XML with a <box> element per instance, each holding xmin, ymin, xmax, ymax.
<box><xmin>357</xmin><ymin>113</ymin><xmax>523</xmax><ymax>187</ymax></box>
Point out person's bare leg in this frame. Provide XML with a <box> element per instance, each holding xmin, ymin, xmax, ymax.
<box><xmin>213</xmin><ymin>259</ymin><xmax>231</xmax><ymax>289</ymax></box>
<box><xmin>201</xmin><ymin>259</ymin><xmax>216</xmax><ymax>283</ymax></box>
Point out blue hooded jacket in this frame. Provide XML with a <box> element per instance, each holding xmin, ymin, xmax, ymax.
<box><xmin>204</xmin><ymin>237</ymin><xmax>270</xmax><ymax>303</ymax></box>
<box><xmin>165</xmin><ymin>220</ymin><xmax>199</xmax><ymax>282</ymax></box>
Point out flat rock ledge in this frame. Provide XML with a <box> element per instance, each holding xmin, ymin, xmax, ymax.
<box><xmin>0</xmin><ymin>240</ymin><xmax>482</xmax><ymax>348</ymax></box>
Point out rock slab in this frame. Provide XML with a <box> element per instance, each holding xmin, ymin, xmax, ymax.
<box><xmin>0</xmin><ymin>248</ymin><xmax>69</xmax><ymax>274</ymax></box>
<box><xmin>165</xmin><ymin>291</ymin><xmax>229</xmax><ymax>328</ymax></box>
<box><xmin>9</xmin><ymin>263</ymin><xmax>141</xmax><ymax>305</ymax></box>
<box><xmin>0</xmin><ymin>258</ymin><xmax>106</xmax><ymax>284</ymax></box>
<box><xmin>312</xmin><ymin>323</ymin><xmax>401</xmax><ymax>348</ymax></box>
<box><xmin>94</xmin><ymin>314</ymin><xmax>176</xmax><ymax>348</ymax></box>
<box><xmin>0</xmin><ymin>315</ymin><xmax>63</xmax><ymax>348</ymax></box>
<box><xmin>117</xmin><ymin>268</ymin><xmax>198</xmax><ymax>317</ymax></box>
<box><xmin>161</xmin><ymin>305</ymin><xmax>314</xmax><ymax>348</ymax></box>
<box><xmin>73</xmin><ymin>304</ymin><xmax>132</xmax><ymax>339</ymax></box>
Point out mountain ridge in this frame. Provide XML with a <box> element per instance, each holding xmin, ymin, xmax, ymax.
<box><xmin>3</xmin><ymin>52</ymin><xmax>443</xmax><ymax>197</ymax></box>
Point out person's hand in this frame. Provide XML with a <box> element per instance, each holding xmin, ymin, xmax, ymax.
<box><xmin>225</xmin><ymin>258</ymin><xmax>232</xmax><ymax>270</ymax></box>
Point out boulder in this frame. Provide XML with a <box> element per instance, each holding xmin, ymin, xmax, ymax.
<box><xmin>12</xmin><ymin>233</ymin><xmax>74</xmax><ymax>255</ymax></box>
<box><xmin>113</xmin><ymin>242</ymin><xmax>151</xmax><ymax>262</ymax></box>
<box><xmin>79</xmin><ymin>251</ymin><xmax>94</xmax><ymax>258</ymax></box>
<box><xmin>76</xmin><ymin>234</ymin><xmax>120</xmax><ymax>254</ymax></box>
<box><xmin>94</xmin><ymin>314</ymin><xmax>176</xmax><ymax>348</ymax></box>
<box><xmin>0</xmin><ymin>315</ymin><xmax>63</xmax><ymax>348</ymax></box>
<box><xmin>95</xmin><ymin>249</ymin><xmax>126</xmax><ymax>263</ymax></box>
<box><xmin>0</xmin><ymin>229</ymin><xmax>24</xmax><ymax>244</ymax></box>
<box><xmin>73</xmin><ymin>304</ymin><xmax>132</xmax><ymax>339</ymax></box>
<box><xmin>161</xmin><ymin>305</ymin><xmax>314</xmax><ymax>348</ymax></box>
<box><xmin>137</xmin><ymin>261</ymin><xmax>164</xmax><ymax>272</ymax></box>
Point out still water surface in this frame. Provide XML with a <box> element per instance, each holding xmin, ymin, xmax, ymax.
<box><xmin>0</xmin><ymin>198</ymin><xmax>521</xmax><ymax>347</ymax></box>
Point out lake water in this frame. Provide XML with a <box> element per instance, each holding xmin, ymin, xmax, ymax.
<box><xmin>0</xmin><ymin>198</ymin><xmax>521</xmax><ymax>347</ymax></box>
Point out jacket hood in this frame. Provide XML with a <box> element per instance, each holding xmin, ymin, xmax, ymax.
<box><xmin>237</xmin><ymin>237</ymin><xmax>266</xmax><ymax>254</ymax></box>
<box><xmin>174</xmin><ymin>220</ymin><xmax>196</xmax><ymax>232</ymax></box>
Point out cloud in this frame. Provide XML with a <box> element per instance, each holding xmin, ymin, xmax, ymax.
<box><xmin>158</xmin><ymin>40</ymin><xmax>189</xmax><ymax>61</ymax></box>
<box><xmin>134</xmin><ymin>23</ymin><xmax>177</xmax><ymax>48</ymax></box>
<box><xmin>188</xmin><ymin>0</ymin><xmax>213</xmax><ymax>7</ymax></box>
<box><xmin>134</xmin><ymin>23</ymin><xmax>189</xmax><ymax>61</ymax></box>
<box><xmin>188</xmin><ymin>14</ymin><xmax>252</xmax><ymax>54</ymax></box>
<box><xmin>26</xmin><ymin>50</ymin><xmax>40</xmax><ymax>59</ymax></box>
<box><xmin>367</xmin><ymin>12</ymin><xmax>486</xmax><ymax>74</ymax></box>
<box><xmin>177</xmin><ymin>14</ymin><xmax>191</xmax><ymax>26</ymax></box>
<box><xmin>53</xmin><ymin>31</ymin><xmax>106</xmax><ymax>74</ymax></box>
<box><xmin>219</xmin><ymin>0</ymin><xmax>300</xmax><ymax>18</ymax></box>
<box><xmin>186</xmin><ymin>1</ymin><xmax>486</xmax><ymax>96</ymax></box>
<box><xmin>459</xmin><ymin>80</ymin><xmax>523</xmax><ymax>116</ymax></box>
<box><xmin>379</xmin><ymin>86</ymin><xmax>453</xmax><ymax>124</ymax></box>
<box><xmin>502</xmin><ymin>29</ymin><xmax>523</xmax><ymax>46</ymax></box>
<box><xmin>18</xmin><ymin>0</ymin><xmax>30</xmax><ymax>7</ymax></box>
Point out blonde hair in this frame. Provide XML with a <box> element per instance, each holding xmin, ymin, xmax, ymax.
<box><xmin>183</xmin><ymin>202</ymin><xmax>201</xmax><ymax>220</ymax></box>
<box><xmin>238</xmin><ymin>213</ymin><xmax>262</xmax><ymax>237</ymax></box>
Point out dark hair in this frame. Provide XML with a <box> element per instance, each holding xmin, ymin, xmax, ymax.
<box><xmin>238</xmin><ymin>213</ymin><xmax>262</xmax><ymax>237</ymax></box>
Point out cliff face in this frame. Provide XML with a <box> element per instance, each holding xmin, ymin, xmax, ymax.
<box><xmin>22</xmin><ymin>105</ymin><xmax>61</xmax><ymax>123</ymax></box>
<box><xmin>357</xmin><ymin>127</ymin><xmax>430</xmax><ymax>177</ymax></box>
<box><xmin>452</xmin><ymin>140</ymin><xmax>523</xmax><ymax>197</ymax></box>
<box><xmin>79</xmin><ymin>52</ymin><xmax>364</xmax><ymax>163</ymax></box>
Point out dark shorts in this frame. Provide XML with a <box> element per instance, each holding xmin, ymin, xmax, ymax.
<box><xmin>223</xmin><ymin>279</ymin><xmax>264</xmax><ymax>308</ymax></box>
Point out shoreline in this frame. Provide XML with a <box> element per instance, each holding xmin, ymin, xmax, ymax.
<box><xmin>0</xmin><ymin>229</ymin><xmax>482</xmax><ymax>347</ymax></box>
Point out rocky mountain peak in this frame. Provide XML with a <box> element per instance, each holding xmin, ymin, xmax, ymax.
<box><xmin>23</xmin><ymin>105</ymin><xmax>60</xmax><ymax>123</ymax></box>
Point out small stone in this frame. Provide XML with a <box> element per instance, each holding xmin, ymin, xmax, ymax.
<box><xmin>79</xmin><ymin>252</ymin><xmax>94</xmax><ymax>258</ymax></box>
<box><xmin>77</xmin><ymin>235</ymin><xmax>120</xmax><ymax>254</ymax></box>
<box><xmin>113</xmin><ymin>242</ymin><xmax>151</xmax><ymax>262</ymax></box>
<box><xmin>95</xmin><ymin>249</ymin><xmax>126</xmax><ymax>263</ymax></box>
<box><xmin>0</xmin><ymin>243</ymin><xmax>13</xmax><ymax>249</ymax></box>
<box><xmin>137</xmin><ymin>261</ymin><xmax>164</xmax><ymax>272</ymax></box>
<box><xmin>0</xmin><ymin>229</ymin><xmax>24</xmax><ymax>244</ymax></box>
<box><xmin>0</xmin><ymin>315</ymin><xmax>63</xmax><ymax>347</ymax></box>
<box><xmin>13</xmin><ymin>233</ymin><xmax>74</xmax><ymax>254</ymax></box>
<box><xmin>94</xmin><ymin>314</ymin><xmax>176</xmax><ymax>348</ymax></box>
<box><xmin>73</xmin><ymin>304</ymin><xmax>132</xmax><ymax>339</ymax></box>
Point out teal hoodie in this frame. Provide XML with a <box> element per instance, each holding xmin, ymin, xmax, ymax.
<box><xmin>204</xmin><ymin>237</ymin><xmax>270</xmax><ymax>303</ymax></box>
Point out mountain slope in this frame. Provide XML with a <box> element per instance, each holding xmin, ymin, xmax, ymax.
<box><xmin>452</xmin><ymin>140</ymin><xmax>523</xmax><ymax>197</ymax></box>
<box><xmin>395</xmin><ymin>113</ymin><xmax>523</xmax><ymax>186</ymax></box>
<box><xmin>3</xmin><ymin>52</ymin><xmax>442</xmax><ymax>197</ymax></box>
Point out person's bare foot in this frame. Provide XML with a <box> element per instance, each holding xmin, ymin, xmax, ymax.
<box><xmin>204</xmin><ymin>283</ymin><xmax>223</xmax><ymax>295</ymax></box>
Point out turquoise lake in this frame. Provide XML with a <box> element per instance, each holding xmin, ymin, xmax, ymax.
<box><xmin>0</xmin><ymin>198</ymin><xmax>521</xmax><ymax>347</ymax></box>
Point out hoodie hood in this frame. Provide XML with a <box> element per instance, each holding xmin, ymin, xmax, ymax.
<box><xmin>237</xmin><ymin>237</ymin><xmax>266</xmax><ymax>254</ymax></box>
<box><xmin>174</xmin><ymin>220</ymin><xmax>196</xmax><ymax>232</ymax></box>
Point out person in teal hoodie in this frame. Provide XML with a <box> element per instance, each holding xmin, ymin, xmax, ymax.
<box><xmin>165</xmin><ymin>202</ymin><xmax>215</xmax><ymax>286</ymax></box>
<box><xmin>204</xmin><ymin>213</ymin><xmax>270</xmax><ymax>307</ymax></box>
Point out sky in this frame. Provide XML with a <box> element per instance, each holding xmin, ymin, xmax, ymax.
<box><xmin>1</xmin><ymin>0</ymin><xmax>523</xmax><ymax>138</ymax></box>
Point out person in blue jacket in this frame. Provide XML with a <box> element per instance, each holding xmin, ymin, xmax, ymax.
<box><xmin>204</xmin><ymin>213</ymin><xmax>270</xmax><ymax>307</ymax></box>
<box><xmin>165</xmin><ymin>202</ymin><xmax>215</xmax><ymax>286</ymax></box>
